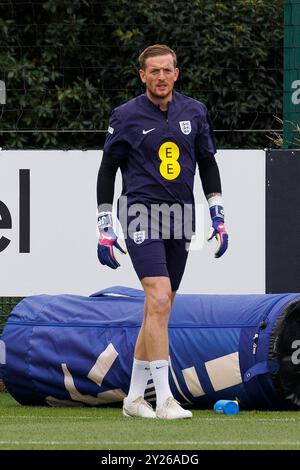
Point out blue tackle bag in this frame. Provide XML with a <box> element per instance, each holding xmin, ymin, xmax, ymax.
<box><xmin>1</xmin><ymin>286</ymin><xmax>300</xmax><ymax>409</ymax></box>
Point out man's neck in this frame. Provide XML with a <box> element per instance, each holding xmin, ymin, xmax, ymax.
<box><xmin>146</xmin><ymin>90</ymin><xmax>173</xmax><ymax>111</ymax></box>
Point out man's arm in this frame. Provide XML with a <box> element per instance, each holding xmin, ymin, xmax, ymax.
<box><xmin>97</xmin><ymin>152</ymin><xmax>127</xmax><ymax>269</ymax></box>
<box><xmin>197</xmin><ymin>154</ymin><xmax>221</xmax><ymax>196</ymax></box>
<box><xmin>197</xmin><ymin>154</ymin><xmax>228</xmax><ymax>258</ymax></box>
<box><xmin>97</xmin><ymin>106</ymin><xmax>130</xmax><ymax>269</ymax></box>
<box><xmin>97</xmin><ymin>151</ymin><xmax>120</xmax><ymax>212</ymax></box>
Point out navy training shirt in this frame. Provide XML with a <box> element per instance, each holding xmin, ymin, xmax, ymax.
<box><xmin>103</xmin><ymin>90</ymin><xmax>217</xmax><ymax>208</ymax></box>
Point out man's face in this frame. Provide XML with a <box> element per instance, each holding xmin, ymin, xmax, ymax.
<box><xmin>139</xmin><ymin>54</ymin><xmax>179</xmax><ymax>101</ymax></box>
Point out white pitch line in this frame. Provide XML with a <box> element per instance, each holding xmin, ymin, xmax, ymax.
<box><xmin>0</xmin><ymin>415</ymin><xmax>299</xmax><ymax>422</ymax></box>
<box><xmin>0</xmin><ymin>440</ymin><xmax>300</xmax><ymax>446</ymax></box>
<box><xmin>0</xmin><ymin>415</ymin><xmax>107</xmax><ymax>420</ymax></box>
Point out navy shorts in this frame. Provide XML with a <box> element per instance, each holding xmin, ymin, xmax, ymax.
<box><xmin>125</xmin><ymin>235</ymin><xmax>190</xmax><ymax>292</ymax></box>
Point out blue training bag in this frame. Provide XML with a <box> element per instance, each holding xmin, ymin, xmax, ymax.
<box><xmin>1</xmin><ymin>286</ymin><xmax>300</xmax><ymax>409</ymax></box>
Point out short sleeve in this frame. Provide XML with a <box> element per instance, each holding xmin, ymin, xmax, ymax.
<box><xmin>103</xmin><ymin>109</ymin><xmax>130</xmax><ymax>159</ymax></box>
<box><xmin>195</xmin><ymin>105</ymin><xmax>217</xmax><ymax>160</ymax></box>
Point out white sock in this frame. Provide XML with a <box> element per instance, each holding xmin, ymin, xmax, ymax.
<box><xmin>150</xmin><ymin>359</ymin><xmax>173</xmax><ymax>408</ymax></box>
<box><xmin>127</xmin><ymin>358</ymin><xmax>151</xmax><ymax>401</ymax></box>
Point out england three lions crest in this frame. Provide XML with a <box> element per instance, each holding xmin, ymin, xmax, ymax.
<box><xmin>133</xmin><ymin>230</ymin><xmax>145</xmax><ymax>244</ymax></box>
<box><xmin>179</xmin><ymin>121</ymin><xmax>191</xmax><ymax>135</ymax></box>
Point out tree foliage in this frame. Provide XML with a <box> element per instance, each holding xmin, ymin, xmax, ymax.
<box><xmin>0</xmin><ymin>0</ymin><xmax>283</xmax><ymax>149</ymax></box>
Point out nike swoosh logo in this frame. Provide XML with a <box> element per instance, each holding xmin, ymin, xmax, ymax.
<box><xmin>143</xmin><ymin>128</ymin><xmax>156</xmax><ymax>134</ymax></box>
<box><xmin>155</xmin><ymin>366</ymin><xmax>166</xmax><ymax>370</ymax></box>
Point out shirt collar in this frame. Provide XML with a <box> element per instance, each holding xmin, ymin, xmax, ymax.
<box><xmin>142</xmin><ymin>91</ymin><xmax>176</xmax><ymax>111</ymax></box>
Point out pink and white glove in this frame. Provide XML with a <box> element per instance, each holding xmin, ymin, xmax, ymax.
<box><xmin>97</xmin><ymin>212</ymin><xmax>126</xmax><ymax>269</ymax></box>
<box><xmin>207</xmin><ymin>200</ymin><xmax>228</xmax><ymax>258</ymax></box>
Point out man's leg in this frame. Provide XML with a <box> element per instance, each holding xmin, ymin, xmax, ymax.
<box><xmin>141</xmin><ymin>277</ymin><xmax>192</xmax><ymax>419</ymax></box>
<box><xmin>123</xmin><ymin>237</ymin><xmax>191</xmax><ymax>418</ymax></box>
<box><xmin>142</xmin><ymin>276</ymin><xmax>173</xmax><ymax>407</ymax></box>
<box><xmin>124</xmin><ymin>277</ymin><xmax>171</xmax><ymax>417</ymax></box>
<box><xmin>142</xmin><ymin>276</ymin><xmax>172</xmax><ymax>360</ymax></box>
<box><xmin>123</xmin><ymin>300</ymin><xmax>157</xmax><ymax>418</ymax></box>
<box><xmin>130</xmin><ymin>288</ymin><xmax>176</xmax><ymax>357</ymax></box>
<box><xmin>125</xmin><ymin>311</ymin><xmax>150</xmax><ymax>401</ymax></box>
<box><xmin>133</xmin><ymin>290</ymin><xmax>176</xmax><ymax>360</ymax></box>
<box><xmin>123</xmin><ymin>236</ymin><xmax>169</xmax><ymax>418</ymax></box>
<box><xmin>125</xmin><ymin>287</ymin><xmax>175</xmax><ymax>400</ymax></box>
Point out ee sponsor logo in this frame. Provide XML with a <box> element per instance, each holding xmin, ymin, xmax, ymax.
<box><xmin>158</xmin><ymin>141</ymin><xmax>181</xmax><ymax>180</ymax></box>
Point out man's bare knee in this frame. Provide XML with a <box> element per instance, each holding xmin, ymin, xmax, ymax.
<box><xmin>147</xmin><ymin>292</ymin><xmax>171</xmax><ymax>317</ymax></box>
<box><xmin>142</xmin><ymin>277</ymin><xmax>172</xmax><ymax>319</ymax></box>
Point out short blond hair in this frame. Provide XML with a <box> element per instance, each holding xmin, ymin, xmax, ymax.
<box><xmin>138</xmin><ymin>44</ymin><xmax>177</xmax><ymax>70</ymax></box>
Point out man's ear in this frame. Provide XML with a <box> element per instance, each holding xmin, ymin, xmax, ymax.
<box><xmin>139</xmin><ymin>68</ymin><xmax>146</xmax><ymax>84</ymax></box>
<box><xmin>174</xmin><ymin>68</ymin><xmax>179</xmax><ymax>82</ymax></box>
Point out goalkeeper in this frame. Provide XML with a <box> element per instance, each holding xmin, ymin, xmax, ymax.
<box><xmin>96</xmin><ymin>44</ymin><xmax>228</xmax><ymax>420</ymax></box>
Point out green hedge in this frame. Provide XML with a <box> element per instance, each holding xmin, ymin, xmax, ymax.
<box><xmin>0</xmin><ymin>0</ymin><xmax>283</xmax><ymax>149</ymax></box>
<box><xmin>0</xmin><ymin>298</ymin><xmax>23</xmax><ymax>336</ymax></box>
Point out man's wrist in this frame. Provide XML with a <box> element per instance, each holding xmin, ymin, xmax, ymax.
<box><xmin>97</xmin><ymin>211</ymin><xmax>113</xmax><ymax>230</ymax></box>
<box><xmin>207</xmin><ymin>194</ymin><xmax>223</xmax><ymax>208</ymax></box>
<box><xmin>207</xmin><ymin>195</ymin><xmax>224</xmax><ymax>220</ymax></box>
<box><xmin>209</xmin><ymin>205</ymin><xmax>224</xmax><ymax>220</ymax></box>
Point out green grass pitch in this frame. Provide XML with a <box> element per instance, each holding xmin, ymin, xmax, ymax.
<box><xmin>0</xmin><ymin>393</ymin><xmax>300</xmax><ymax>450</ymax></box>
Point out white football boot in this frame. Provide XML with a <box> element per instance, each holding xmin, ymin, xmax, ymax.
<box><xmin>123</xmin><ymin>396</ymin><xmax>156</xmax><ymax>418</ymax></box>
<box><xmin>156</xmin><ymin>397</ymin><xmax>193</xmax><ymax>420</ymax></box>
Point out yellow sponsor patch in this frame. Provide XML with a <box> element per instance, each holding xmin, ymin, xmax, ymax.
<box><xmin>158</xmin><ymin>141</ymin><xmax>181</xmax><ymax>180</ymax></box>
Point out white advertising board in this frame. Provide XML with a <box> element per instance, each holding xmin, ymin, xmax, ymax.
<box><xmin>0</xmin><ymin>149</ymin><xmax>265</xmax><ymax>296</ymax></box>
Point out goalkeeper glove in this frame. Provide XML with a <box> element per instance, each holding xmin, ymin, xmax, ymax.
<box><xmin>97</xmin><ymin>211</ymin><xmax>126</xmax><ymax>269</ymax></box>
<box><xmin>207</xmin><ymin>204</ymin><xmax>228</xmax><ymax>258</ymax></box>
